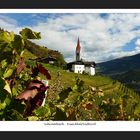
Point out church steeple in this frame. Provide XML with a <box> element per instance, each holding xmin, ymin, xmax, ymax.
<box><xmin>76</xmin><ymin>37</ymin><xmax>81</xmax><ymax>61</ymax></box>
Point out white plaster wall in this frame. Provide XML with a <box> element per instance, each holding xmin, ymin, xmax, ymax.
<box><xmin>85</xmin><ymin>67</ymin><xmax>95</xmax><ymax>75</ymax></box>
<box><xmin>90</xmin><ymin>67</ymin><xmax>95</xmax><ymax>75</ymax></box>
<box><xmin>72</xmin><ymin>64</ymin><xmax>85</xmax><ymax>74</ymax></box>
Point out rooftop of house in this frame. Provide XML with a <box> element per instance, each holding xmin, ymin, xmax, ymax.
<box><xmin>29</xmin><ymin>56</ymin><xmax>56</xmax><ymax>62</ymax></box>
<box><xmin>67</xmin><ymin>60</ymin><xmax>96</xmax><ymax>67</ymax></box>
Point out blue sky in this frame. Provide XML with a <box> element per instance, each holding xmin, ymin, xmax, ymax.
<box><xmin>0</xmin><ymin>13</ymin><xmax>140</xmax><ymax>63</ymax></box>
<box><xmin>3</xmin><ymin>13</ymin><xmax>72</xmax><ymax>26</ymax></box>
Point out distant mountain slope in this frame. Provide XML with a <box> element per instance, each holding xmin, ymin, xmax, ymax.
<box><xmin>97</xmin><ymin>53</ymin><xmax>140</xmax><ymax>92</ymax></box>
<box><xmin>97</xmin><ymin>53</ymin><xmax>140</xmax><ymax>75</ymax></box>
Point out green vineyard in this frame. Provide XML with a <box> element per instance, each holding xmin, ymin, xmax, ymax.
<box><xmin>0</xmin><ymin>28</ymin><xmax>140</xmax><ymax>121</ymax></box>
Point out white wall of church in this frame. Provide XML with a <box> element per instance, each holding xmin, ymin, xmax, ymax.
<box><xmin>72</xmin><ymin>64</ymin><xmax>85</xmax><ymax>74</ymax></box>
<box><xmin>85</xmin><ymin>67</ymin><xmax>95</xmax><ymax>75</ymax></box>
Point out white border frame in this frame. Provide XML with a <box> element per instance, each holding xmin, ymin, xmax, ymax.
<box><xmin>0</xmin><ymin>9</ymin><xmax>140</xmax><ymax>131</ymax></box>
<box><xmin>0</xmin><ymin>9</ymin><xmax>140</xmax><ymax>13</ymax></box>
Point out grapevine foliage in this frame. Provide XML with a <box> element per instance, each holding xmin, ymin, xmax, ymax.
<box><xmin>0</xmin><ymin>28</ymin><xmax>50</xmax><ymax>120</ymax></box>
<box><xmin>1</xmin><ymin>28</ymin><xmax>140</xmax><ymax>121</ymax></box>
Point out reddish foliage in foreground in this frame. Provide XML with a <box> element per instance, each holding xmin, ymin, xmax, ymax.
<box><xmin>16</xmin><ymin>57</ymin><xmax>26</xmax><ymax>75</ymax></box>
<box><xmin>31</xmin><ymin>63</ymin><xmax>51</xmax><ymax>80</ymax></box>
<box><xmin>16</xmin><ymin>79</ymin><xmax>49</xmax><ymax>116</ymax></box>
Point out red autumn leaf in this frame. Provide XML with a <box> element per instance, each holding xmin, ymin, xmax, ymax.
<box><xmin>16</xmin><ymin>88</ymin><xmax>39</xmax><ymax>101</ymax></box>
<box><xmin>24</xmin><ymin>93</ymin><xmax>46</xmax><ymax>116</ymax></box>
<box><xmin>27</xmin><ymin>80</ymin><xmax>44</xmax><ymax>89</ymax></box>
<box><xmin>16</xmin><ymin>80</ymin><xmax>48</xmax><ymax>101</ymax></box>
<box><xmin>16</xmin><ymin>79</ymin><xmax>49</xmax><ymax>116</ymax></box>
<box><xmin>16</xmin><ymin>57</ymin><xmax>26</xmax><ymax>75</ymax></box>
<box><xmin>37</xmin><ymin>63</ymin><xmax>51</xmax><ymax>80</ymax></box>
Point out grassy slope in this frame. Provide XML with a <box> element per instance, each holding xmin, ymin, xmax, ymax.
<box><xmin>22</xmin><ymin>41</ymin><xmax>123</xmax><ymax>94</ymax></box>
<box><xmin>22</xmin><ymin>46</ymin><xmax>137</xmax><ymax>97</ymax></box>
<box><xmin>23</xmin><ymin>49</ymin><xmax>114</xmax><ymax>92</ymax></box>
<box><xmin>22</xmin><ymin>51</ymin><xmax>140</xmax><ymax>120</ymax></box>
<box><xmin>43</xmin><ymin>64</ymin><xmax>110</xmax><ymax>86</ymax></box>
<box><xmin>42</xmin><ymin>64</ymin><xmax>137</xmax><ymax>96</ymax></box>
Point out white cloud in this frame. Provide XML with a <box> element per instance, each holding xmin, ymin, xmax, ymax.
<box><xmin>135</xmin><ymin>39</ymin><xmax>140</xmax><ymax>51</ymax></box>
<box><xmin>0</xmin><ymin>15</ymin><xmax>20</xmax><ymax>33</ymax></box>
<box><xmin>30</xmin><ymin>13</ymin><xmax>140</xmax><ymax>62</ymax></box>
<box><xmin>1</xmin><ymin>13</ymin><xmax>140</xmax><ymax>63</ymax></box>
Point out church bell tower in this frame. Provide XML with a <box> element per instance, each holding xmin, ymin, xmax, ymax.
<box><xmin>76</xmin><ymin>37</ymin><xmax>81</xmax><ymax>61</ymax></box>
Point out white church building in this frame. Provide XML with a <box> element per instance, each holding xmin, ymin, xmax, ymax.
<box><xmin>67</xmin><ymin>38</ymin><xmax>96</xmax><ymax>75</ymax></box>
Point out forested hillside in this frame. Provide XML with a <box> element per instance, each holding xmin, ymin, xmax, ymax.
<box><xmin>25</xmin><ymin>40</ymin><xmax>66</xmax><ymax>67</ymax></box>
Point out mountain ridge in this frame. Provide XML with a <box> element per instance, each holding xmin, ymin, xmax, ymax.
<box><xmin>97</xmin><ymin>52</ymin><xmax>140</xmax><ymax>92</ymax></box>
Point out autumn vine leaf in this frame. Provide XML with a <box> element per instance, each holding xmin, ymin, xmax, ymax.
<box><xmin>16</xmin><ymin>79</ymin><xmax>49</xmax><ymax>116</ymax></box>
<box><xmin>16</xmin><ymin>57</ymin><xmax>26</xmax><ymax>75</ymax></box>
<box><xmin>37</xmin><ymin>63</ymin><xmax>51</xmax><ymax>80</ymax></box>
<box><xmin>31</xmin><ymin>63</ymin><xmax>51</xmax><ymax>80</ymax></box>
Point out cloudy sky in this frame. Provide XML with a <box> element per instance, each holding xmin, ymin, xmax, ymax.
<box><xmin>1</xmin><ymin>13</ymin><xmax>140</xmax><ymax>63</ymax></box>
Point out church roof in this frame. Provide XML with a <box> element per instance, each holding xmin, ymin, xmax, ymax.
<box><xmin>67</xmin><ymin>60</ymin><xmax>96</xmax><ymax>67</ymax></box>
<box><xmin>85</xmin><ymin>61</ymin><xmax>96</xmax><ymax>67</ymax></box>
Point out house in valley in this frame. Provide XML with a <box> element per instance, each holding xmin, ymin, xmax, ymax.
<box><xmin>29</xmin><ymin>56</ymin><xmax>56</xmax><ymax>64</ymax></box>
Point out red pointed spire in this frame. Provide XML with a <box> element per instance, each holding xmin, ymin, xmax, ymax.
<box><xmin>76</xmin><ymin>37</ymin><xmax>80</xmax><ymax>53</ymax></box>
<box><xmin>76</xmin><ymin>37</ymin><xmax>81</xmax><ymax>61</ymax></box>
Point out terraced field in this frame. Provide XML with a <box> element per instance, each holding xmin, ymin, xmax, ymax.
<box><xmin>41</xmin><ymin>63</ymin><xmax>138</xmax><ymax>98</ymax></box>
<box><xmin>23</xmin><ymin>61</ymin><xmax>140</xmax><ymax>120</ymax></box>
